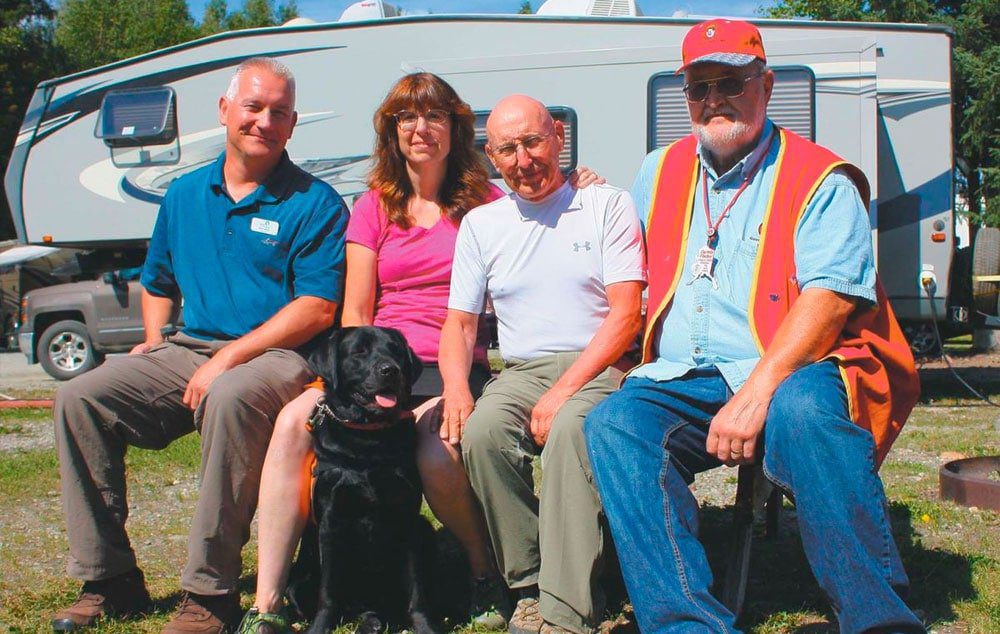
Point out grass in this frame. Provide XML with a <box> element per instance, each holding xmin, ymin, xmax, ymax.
<box><xmin>0</xmin><ymin>401</ymin><xmax>997</xmax><ymax>633</ymax></box>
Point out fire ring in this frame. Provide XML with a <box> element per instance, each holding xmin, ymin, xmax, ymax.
<box><xmin>939</xmin><ymin>456</ymin><xmax>1000</xmax><ymax>511</ymax></box>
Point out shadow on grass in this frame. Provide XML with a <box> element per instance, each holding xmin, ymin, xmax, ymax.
<box><xmin>918</xmin><ymin>363</ymin><xmax>1000</xmax><ymax>403</ymax></box>
<box><xmin>694</xmin><ymin>501</ymin><xmax>978</xmax><ymax>631</ymax></box>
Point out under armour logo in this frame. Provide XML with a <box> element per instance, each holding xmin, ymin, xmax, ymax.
<box><xmin>573</xmin><ymin>241</ymin><xmax>592</xmax><ymax>252</ymax></box>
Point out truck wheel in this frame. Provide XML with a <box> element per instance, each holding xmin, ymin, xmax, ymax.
<box><xmin>972</xmin><ymin>227</ymin><xmax>1000</xmax><ymax>315</ymax></box>
<box><xmin>38</xmin><ymin>320</ymin><xmax>100</xmax><ymax>381</ymax></box>
<box><xmin>902</xmin><ymin>322</ymin><xmax>941</xmax><ymax>358</ymax></box>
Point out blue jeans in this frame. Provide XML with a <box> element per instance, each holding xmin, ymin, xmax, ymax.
<box><xmin>584</xmin><ymin>362</ymin><xmax>923</xmax><ymax>633</ymax></box>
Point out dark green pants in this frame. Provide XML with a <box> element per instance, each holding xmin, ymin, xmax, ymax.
<box><xmin>462</xmin><ymin>352</ymin><xmax>622</xmax><ymax>634</ymax></box>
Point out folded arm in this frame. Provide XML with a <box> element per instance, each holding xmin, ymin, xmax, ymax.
<box><xmin>530</xmin><ymin>280</ymin><xmax>644</xmax><ymax>445</ymax></box>
<box><xmin>183</xmin><ymin>295</ymin><xmax>338</xmax><ymax>410</ymax></box>
<box><xmin>706</xmin><ymin>287</ymin><xmax>857</xmax><ymax>465</ymax></box>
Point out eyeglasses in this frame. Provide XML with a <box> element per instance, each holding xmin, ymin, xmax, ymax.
<box><xmin>489</xmin><ymin>133</ymin><xmax>553</xmax><ymax>161</ymax></box>
<box><xmin>683</xmin><ymin>73</ymin><xmax>762</xmax><ymax>102</ymax></box>
<box><xmin>393</xmin><ymin>109</ymin><xmax>450</xmax><ymax>130</ymax></box>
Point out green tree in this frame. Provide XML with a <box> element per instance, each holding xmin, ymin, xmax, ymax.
<box><xmin>518</xmin><ymin>1</ymin><xmax>533</xmax><ymax>14</ymax></box>
<box><xmin>226</xmin><ymin>0</ymin><xmax>298</xmax><ymax>31</ymax></box>
<box><xmin>0</xmin><ymin>0</ymin><xmax>64</xmax><ymax>239</ymax></box>
<box><xmin>767</xmin><ymin>0</ymin><xmax>1000</xmax><ymax>225</ymax></box>
<box><xmin>277</xmin><ymin>0</ymin><xmax>299</xmax><ymax>24</ymax></box>
<box><xmin>199</xmin><ymin>0</ymin><xmax>229</xmax><ymax>36</ymax></box>
<box><xmin>55</xmin><ymin>0</ymin><xmax>196</xmax><ymax>71</ymax></box>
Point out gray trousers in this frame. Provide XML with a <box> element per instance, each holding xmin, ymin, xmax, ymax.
<box><xmin>461</xmin><ymin>352</ymin><xmax>622</xmax><ymax>634</ymax></box>
<box><xmin>53</xmin><ymin>333</ymin><xmax>311</xmax><ymax>595</ymax></box>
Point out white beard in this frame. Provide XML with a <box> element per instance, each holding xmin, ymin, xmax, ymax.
<box><xmin>693</xmin><ymin>109</ymin><xmax>766</xmax><ymax>161</ymax></box>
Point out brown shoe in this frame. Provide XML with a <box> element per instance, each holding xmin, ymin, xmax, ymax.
<box><xmin>163</xmin><ymin>592</ymin><xmax>242</xmax><ymax>634</ymax></box>
<box><xmin>51</xmin><ymin>568</ymin><xmax>152</xmax><ymax>631</ymax></box>
<box><xmin>507</xmin><ymin>597</ymin><xmax>542</xmax><ymax>634</ymax></box>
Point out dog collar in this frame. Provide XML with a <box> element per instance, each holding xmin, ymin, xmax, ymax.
<box><xmin>309</xmin><ymin>398</ymin><xmax>411</xmax><ymax>432</ymax></box>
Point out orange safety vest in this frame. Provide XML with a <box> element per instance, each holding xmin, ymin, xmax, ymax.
<box><xmin>642</xmin><ymin>128</ymin><xmax>919</xmax><ymax>466</ymax></box>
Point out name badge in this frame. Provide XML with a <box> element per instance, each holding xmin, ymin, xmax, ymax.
<box><xmin>250</xmin><ymin>217</ymin><xmax>279</xmax><ymax>236</ymax></box>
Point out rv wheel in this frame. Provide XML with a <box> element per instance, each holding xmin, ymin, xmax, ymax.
<box><xmin>38</xmin><ymin>320</ymin><xmax>99</xmax><ymax>381</ymax></box>
<box><xmin>972</xmin><ymin>227</ymin><xmax>1000</xmax><ymax>316</ymax></box>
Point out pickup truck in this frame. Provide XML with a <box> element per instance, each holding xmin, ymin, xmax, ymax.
<box><xmin>18</xmin><ymin>269</ymin><xmax>151</xmax><ymax>380</ymax></box>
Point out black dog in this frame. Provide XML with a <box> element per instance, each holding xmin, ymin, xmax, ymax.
<box><xmin>288</xmin><ymin>326</ymin><xmax>440</xmax><ymax>634</ymax></box>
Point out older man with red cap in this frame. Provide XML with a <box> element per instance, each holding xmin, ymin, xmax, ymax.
<box><xmin>584</xmin><ymin>19</ymin><xmax>925</xmax><ymax>633</ymax></box>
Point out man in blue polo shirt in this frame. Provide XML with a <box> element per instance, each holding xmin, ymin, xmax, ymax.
<box><xmin>51</xmin><ymin>57</ymin><xmax>347</xmax><ymax>634</ymax></box>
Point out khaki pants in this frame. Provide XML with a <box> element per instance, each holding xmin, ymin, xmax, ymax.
<box><xmin>461</xmin><ymin>352</ymin><xmax>622</xmax><ymax>634</ymax></box>
<box><xmin>53</xmin><ymin>333</ymin><xmax>311</xmax><ymax>595</ymax></box>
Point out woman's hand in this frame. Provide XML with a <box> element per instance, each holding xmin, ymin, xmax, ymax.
<box><xmin>569</xmin><ymin>165</ymin><xmax>606</xmax><ymax>189</ymax></box>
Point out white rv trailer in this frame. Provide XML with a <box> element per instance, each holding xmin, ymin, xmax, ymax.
<box><xmin>3</xmin><ymin>12</ymin><xmax>963</xmax><ymax>342</ymax></box>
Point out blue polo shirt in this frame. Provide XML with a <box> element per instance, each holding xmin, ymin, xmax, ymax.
<box><xmin>141</xmin><ymin>151</ymin><xmax>347</xmax><ymax>341</ymax></box>
<box><xmin>630</xmin><ymin>120</ymin><xmax>876</xmax><ymax>392</ymax></box>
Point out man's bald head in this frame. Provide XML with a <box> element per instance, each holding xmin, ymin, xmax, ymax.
<box><xmin>484</xmin><ymin>94</ymin><xmax>565</xmax><ymax>201</ymax></box>
<box><xmin>486</xmin><ymin>95</ymin><xmax>555</xmax><ymax>144</ymax></box>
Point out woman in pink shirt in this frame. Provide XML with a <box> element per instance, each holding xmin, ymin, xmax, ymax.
<box><xmin>243</xmin><ymin>73</ymin><xmax>506</xmax><ymax>632</ymax></box>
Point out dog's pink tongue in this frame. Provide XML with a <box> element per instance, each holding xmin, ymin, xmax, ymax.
<box><xmin>375</xmin><ymin>394</ymin><xmax>397</xmax><ymax>408</ymax></box>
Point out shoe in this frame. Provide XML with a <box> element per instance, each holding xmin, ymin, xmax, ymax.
<box><xmin>51</xmin><ymin>568</ymin><xmax>152</xmax><ymax>631</ymax></box>
<box><xmin>506</xmin><ymin>597</ymin><xmax>542</xmax><ymax>634</ymax></box>
<box><xmin>539</xmin><ymin>622</ymin><xmax>577</xmax><ymax>634</ymax></box>
<box><xmin>162</xmin><ymin>592</ymin><xmax>242</xmax><ymax>634</ymax></box>
<box><xmin>469</xmin><ymin>574</ymin><xmax>513</xmax><ymax>630</ymax></box>
<box><xmin>236</xmin><ymin>607</ymin><xmax>291</xmax><ymax>634</ymax></box>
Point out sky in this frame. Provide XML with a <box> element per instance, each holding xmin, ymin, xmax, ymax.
<box><xmin>186</xmin><ymin>0</ymin><xmax>768</xmax><ymax>23</ymax></box>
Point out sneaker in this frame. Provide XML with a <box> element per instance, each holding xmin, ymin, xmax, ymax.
<box><xmin>469</xmin><ymin>574</ymin><xmax>513</xmax><ymax>630</ymax></box>
<box><xmin>162</xmin><ymin>592</ymin><xmax>242</xmax><ymax>634</ymax></box>
<box><xmin>236</xmin><ymin>607</ymin><xmax>291</xmax><ymax>634</ymax></box>
<box><xmin>507</xmin><ymin>597</ymin><xmax>542</xmax><ymax>634</ymax></box>
<box><xmin>51</xmin><ymin>568</ymin><xmax>152</xmax><ymax>631</ymax></box>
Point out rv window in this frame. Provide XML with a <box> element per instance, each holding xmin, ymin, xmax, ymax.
<box><xmin>474</xmin><ymin>107</ymin><xmax>578</xmax><ymax>179</ymax></box>
<box><xmin>95</xmin><ymin>87</ymin><xmax>180</xmax><ymax>167</ymax></box>
<box><xmin>647</xmin><ymin>67</ymin><xmax>815</xmax><ymax>152</ymax></box>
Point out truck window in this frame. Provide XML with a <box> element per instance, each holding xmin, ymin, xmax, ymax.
<box><xmin>474</xmin><ymin>106</ymin><xmax>578</xmax><ymax>178</ymax></box>
<box><xmin>647</xmin><ymin>67</ymin><xmax>815</xmax><ymax>152</ymax></box>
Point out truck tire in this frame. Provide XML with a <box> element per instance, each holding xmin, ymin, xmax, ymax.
<box><xmin>38</xmin><ymin>320</ymin><xmax>100</xmax><ymax>381</ymax></box>
<box><xmin>972</xmin><ymin>227</ymin><xmax>1000</xmax><ymax>315</ymax></box>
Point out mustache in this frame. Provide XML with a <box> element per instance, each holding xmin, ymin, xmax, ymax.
<box><xmin>701</xmin><ymin>109</ymin><xmax>736</xmax><ymax>123</ymax></box>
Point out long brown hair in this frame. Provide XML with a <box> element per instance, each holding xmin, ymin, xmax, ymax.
<box><xmin>369</xmin><ymin>73</ymin><xmax>492</xmax><ymax>229</ymax></box>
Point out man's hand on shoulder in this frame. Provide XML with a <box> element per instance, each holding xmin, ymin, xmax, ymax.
<box><xmin>439</xmin><ymin>383</ymin><xmax>476</xmax><ymax>445</ymax></box>
<box><xmin>706</xmin><ymin>380</ymin><xmax>774</xmax><ymax>466</ymax></box>
<box><xmin>183</xmin><ymin>348</ymin><xmax>239</xmax><ymax>411</ymax></box>
<box><xmin>530</xmin><ymin>385</ymin><xmax>575</xmax><ymax>446</ymax></box>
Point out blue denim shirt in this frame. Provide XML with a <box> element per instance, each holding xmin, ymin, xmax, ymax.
<box><xmin>141</xmin><ymin>151</ymin><xmax>348</xmax><ymax>341</ymax></box>
<box><xmin>630</xmin><ymin>121</ymin><xmax>876</xmax><ymax>392</ymax></box>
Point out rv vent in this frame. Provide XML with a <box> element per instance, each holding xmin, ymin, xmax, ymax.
<box><xmin>474</xmin><ymin>107</ymin><xmax>578</xmax><ymax>179</ymax></box>
<box><xmin>648</xmin><ymin>67</ymin><xmax>815</xmax><ymax>152</ymax></box>
<box><xmin>590</xmin><ymin>0</ymin><xmax>640</xmax><ymax>16</ymax></box>
<box><xmin>95</xmin><ymin>87</ymin><xmax>177</xmax><ymax>147</ymax></box>
<box><xmin>536</xmin><ymin>0</ymin><xmax>641</xmax><ymax>16</ymax></box>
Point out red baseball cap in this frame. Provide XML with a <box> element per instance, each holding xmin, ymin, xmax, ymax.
<box><xmin>677</xmin><ymin>19</ymin><xmax>767</xmax><ymax>74</ymax></box>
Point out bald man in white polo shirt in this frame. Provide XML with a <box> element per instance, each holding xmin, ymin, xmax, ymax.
<box><xmin>438</xmin><ymin>95</ymin><xmax>646</xmax><ymax>634</ymax></box>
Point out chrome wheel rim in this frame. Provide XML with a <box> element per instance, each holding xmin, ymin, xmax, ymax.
<box><xmin>48</xmin><ymin>332</ymin><xmax>89</xmax><ymax>371</ymax></box>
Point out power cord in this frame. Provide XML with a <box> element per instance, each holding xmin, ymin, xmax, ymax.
<box><xmin>921</xmin><ymin>274</ymin><xmax>1000</xmax><ymax>407</ymax></box>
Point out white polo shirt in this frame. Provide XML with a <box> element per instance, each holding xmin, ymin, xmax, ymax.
<box><xmin>449</xmin><ymin>181</ymin><xmax>646</xmax><ymax>361</ymax></box>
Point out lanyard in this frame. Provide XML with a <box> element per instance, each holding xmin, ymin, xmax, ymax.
<box><xmin>701</xmin><ymin>128</ymin><xmax>775</xmax><ymax>243</ymax></box>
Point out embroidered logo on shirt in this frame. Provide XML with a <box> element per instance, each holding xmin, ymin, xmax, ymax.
<box><xmin>250</xmin><ymin>218</ymin><xmax>280</xmax><ymax>236</ymax></box>
<box><xmin>573</xmin><ymin>241</ymin><xmax>592</xmax><ymax>252</ymax></box>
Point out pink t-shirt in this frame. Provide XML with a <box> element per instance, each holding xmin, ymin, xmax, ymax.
<box><xmin>346</xmin><ymin>185</ymin><xmax>504</xmax><ymax>364</ymax></box>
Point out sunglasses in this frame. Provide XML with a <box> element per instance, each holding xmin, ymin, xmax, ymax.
<box><xmin>683</xmin><ymin>72</ymin><xmax>763</xmax><ymax>102</ymax></box>
<box><xmin>393</xmin><ymin>109</ymin><xmax>451</xmax><ymax>130</ymax></box>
